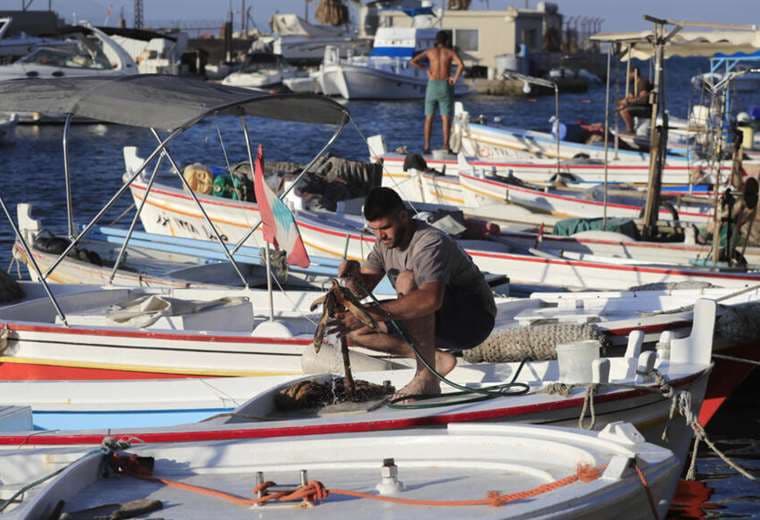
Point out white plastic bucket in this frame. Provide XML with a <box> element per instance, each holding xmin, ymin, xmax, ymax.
<box><xmin>556</xmin><ymin>340</ymin><xmax>601</xmax><ymax>384</ymax></box>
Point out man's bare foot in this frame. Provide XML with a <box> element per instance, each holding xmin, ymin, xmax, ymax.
<box><xmin>392</xmin><ymin>373</ymin><xmax>441</xmax><ymax>401</ymax></box>
<box><xmin>435</xmin><ymin>350</ymin><xmax>457</xmax><ymax>377</ymax></box>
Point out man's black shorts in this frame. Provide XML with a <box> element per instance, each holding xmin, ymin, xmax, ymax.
<box><xmin>383</xmin><ymin>287</ymin><xmax>495</xmax><ymax>350</ymax></box>
<box><xmin>434</xmin><ymin>286</ymin><xmax>495</xmax><ymax>350</ymax></box>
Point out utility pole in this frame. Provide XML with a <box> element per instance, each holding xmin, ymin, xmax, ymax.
<box><xmin>241</xmin><ymin>0</ymin><xmax>246</xmax><ymax>35</ymax></box>
<box><xmin>134</xmin><ymin>0</ymin><xmax>144</xmax><ymax>29</ymax></box>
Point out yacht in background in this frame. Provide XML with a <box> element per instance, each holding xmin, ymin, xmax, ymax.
<box><xmin>101</xmin><ymin>26</ymin><xmax>188</xmax><ymax>75</ymax></box>
<box><xmin>316</xmin><ymin>25</ymin><xmax>469</xmax><ymax>100</ymax></box>
<box><xmin>0</xmin><ymin>17</ymin><xmax>71</xmax><ymax>64</ymax></box>
<box><xmin>270</xmin><ymin>13</ymin><xmax>370</xmax><ymax>66</ymax></box>
<box><xmin>0</xmin><ymin>23</ymin><xmax>136</xmax><ymax>81</ymax></box>
<box><xmin>0</xmin><ymin>23</ymin><xmax>137</xmax><ymax>123</ymax></box>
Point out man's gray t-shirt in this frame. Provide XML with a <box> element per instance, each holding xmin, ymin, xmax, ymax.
<box><xmin>363</xmin><ymin>220</ymin><xmax>496</xmax><ymax>317</ymax></box>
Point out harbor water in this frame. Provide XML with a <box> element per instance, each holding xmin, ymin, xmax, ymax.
<box><xmin>0</xmin><ymin>57</ymin><xmax>758</xmax><ymax>517</ymax></box>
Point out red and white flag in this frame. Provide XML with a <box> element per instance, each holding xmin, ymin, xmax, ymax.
<box><xmin>253</xmin><ymin>144</ymin><xmax>310</xmax><ymax>268</ymax></box>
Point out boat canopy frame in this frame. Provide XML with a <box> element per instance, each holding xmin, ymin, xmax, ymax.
<box><xmin>0</xmin><ymin>75</ymin><xmax>350</xmax><ymax>325</ymax></box>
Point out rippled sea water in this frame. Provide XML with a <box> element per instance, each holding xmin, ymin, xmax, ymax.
<box><xmin>0</xmin><ymin>58</ymin><xmax>758</xmax><ymax>517</ymax></box>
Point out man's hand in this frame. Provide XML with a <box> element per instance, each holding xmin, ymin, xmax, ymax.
<box><xmin>338</xmin><ymin>260</ymin><xmax>361</xmax><ymax>278</ymax></box>
<box><xmin>328</xmin><ymin>310</ymin><xmax>364</xmax><ymax>337</ymax></box>
<box><xmin>448</xmin><ymin>77</ymin><xmax>456</xmax><ymax>86</ymax></box>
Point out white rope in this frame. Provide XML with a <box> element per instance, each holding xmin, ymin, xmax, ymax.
<box><xmin>271</xmin><ymin>272</ymin><xmax>319</xmax><ymax>327</ymax></box>
<box><xmin>0</xmin><ymin>326</ymin><xmax>8</xmax><ymax>354</ymax></box>
<box><xmin>578</xmin><ymin>384</ymin><xmax>597</xmax><ymax>430</ymax></box>
<box><xmin>673</xmin><ymin>391</ymin><xmax>757</xmax><ymax>481</ymax></box>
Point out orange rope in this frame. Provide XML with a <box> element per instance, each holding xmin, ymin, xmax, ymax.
<box><xmin>331</xmin><ymin>463</ymin><xmax>604</xmax><ymax>507</ymax></box>
<box><xmin>121</xmin><ymin>459</ymin><xmax>606</xmax><ymax>509</ymax></box>
<box><xmin>633</xmin><ymin>460</ymin><xmax>660</xmax><ymax>520</ymax></box>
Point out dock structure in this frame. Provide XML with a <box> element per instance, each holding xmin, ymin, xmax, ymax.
<box><xmin>465</xmin><ymin>76</ymin><xmax>588</xmax><ymax>96</ymax></box>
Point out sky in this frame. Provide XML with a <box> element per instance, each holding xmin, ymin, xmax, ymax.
<box><xmin>0</xmin><ymin>0</ymin><xmax>758</xmax><ymax>33</ymax></box>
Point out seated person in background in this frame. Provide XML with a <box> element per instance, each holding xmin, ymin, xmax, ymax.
<box><xmin>333</xmin><ymin>187</ymin><xmax>496</xmax><ymax>398</ymax></box>
<box><xmin>617</xmin><ymin>67</ymin><xmax>653</xmax><ymax>133</ymax></box>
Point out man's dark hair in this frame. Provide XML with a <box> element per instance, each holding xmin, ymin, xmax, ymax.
<box><xmin>435</xmin><ymin>30</ymin><xmax>450</xmax><ymax>47</ymax></box>
<box><xmin>363</xmin><ymin>187</ymin><xmax>405</xmax><ymax>220</ymax></box>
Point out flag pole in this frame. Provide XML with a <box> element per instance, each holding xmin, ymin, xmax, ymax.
<box><xmin>264</xmin><ymin>242</ymin><xmax>274</xmax><ymax>321</ymax></box>
<box><xmin>241</xmin><ymin>117</ymin><xmax>275</xmax><ymax>320</ymax></box>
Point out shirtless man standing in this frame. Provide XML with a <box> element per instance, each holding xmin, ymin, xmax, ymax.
<box><xmin>410</xmin><ymin>30</ymin><xmax>465</xmax><ymax>154</ymax></box>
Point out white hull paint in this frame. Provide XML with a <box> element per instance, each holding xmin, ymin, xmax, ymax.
<box><xmin>3</xmin><ymin>422</ymin><xmax>681</xmax><ymax>520</ymax></box>
<box><xmin>128</xmin><ymin>177</ymin><xmax>760</xmax><ymax>290</ymax></box>
<box><xmin>320</xmin><ymin>63</ymin><xmax>468</xmax><ymax>100</ymax></box>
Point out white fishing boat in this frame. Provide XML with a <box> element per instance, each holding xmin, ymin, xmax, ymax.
<box><xmin>380</xmin><ymin>152</ymin><xmax>713</xmax><ymax>225</ymax></box>
<box><xmin>12</xmin><ymin>203</ymin><xmax>346</xmax><ymax>290</ymax></box>
<box><xmin>222</xmin><ymin>53</ymin><xmax>298</xmax><ymax>89</ymax></box>
<box><xmin>316</xmin><ymin>26</ymin><xmax>469</xmax><ymax>100</ymax></box>
<box><xmin>458</xmin><ymin>170</ymin><xmax>713</xmax><ymax>225</ymax></box>
<box><xmin>0</xmin><ymin>422</ymin><xmax>681</xmax><ymax>519</ymax></box>
<box><xmin>126</xmin><ymin>165</ymin><xmax>760</xmax><ymax>291</ymax></box>
<box><xmin>0</xmin><ymin>301</ymin><xmax>715</xmax><ymax>470</ymax></box>
<box><xmin>450</xmin><ymin>104</ymin><xmax>758</xmax><ymax>184</ymax></box>
<box><xmin>377</xmin><ymin>148</ymin><xmax>716</xmax><ymax>188</ymax></box>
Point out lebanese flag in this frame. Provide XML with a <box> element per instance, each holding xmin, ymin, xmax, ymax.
<box><xmin>253</xmin><ymin>144</ymin><xmax>310</xmax><ymax>268</ymax></box>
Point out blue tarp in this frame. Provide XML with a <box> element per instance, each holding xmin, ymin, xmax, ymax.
<box><xmin>370</xmin><ymin>47</ymin><xmax>415</xmax><ymax>58</ymax></box>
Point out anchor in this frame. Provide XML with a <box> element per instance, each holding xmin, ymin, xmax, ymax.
<box><xmin>310</xmin><ymin>279</ymin><xmax>378</xmax><ymax>398</ymax></box>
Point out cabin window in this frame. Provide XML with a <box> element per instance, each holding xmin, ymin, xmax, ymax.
<box><xmin>454</xmin><ymin>29</ymin><xmax>479</xmax><ymax>52</ymax></box>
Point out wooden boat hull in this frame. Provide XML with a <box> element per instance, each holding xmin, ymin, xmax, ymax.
<box><xmin>128</xmin><ymin>179</ymin><xmax>760</xmax><ymax>290</ymax></box>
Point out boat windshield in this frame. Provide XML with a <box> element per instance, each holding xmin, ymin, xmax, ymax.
<box><xmin>17</xmin><ymin>45</ymin><xmax>113</xmax><ymax>69</ymax></box>
<box><xmin>240</xmin><ymin>53</ymin><xmax>284</xmax><ymax>72</ymax></box>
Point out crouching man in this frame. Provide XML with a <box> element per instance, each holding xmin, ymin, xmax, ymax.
<box><xmin>331</xmin><ymin>187</ymin><xmax>496</xmax><ymax>398</ymax></box>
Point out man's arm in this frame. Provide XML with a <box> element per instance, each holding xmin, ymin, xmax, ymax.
<box><xmin>377</xmin><ymin>280</ymin><xmax>444</xmax><ymax>321</ymax></box>
<box><xmin>449</xmin><ymin>49</ymin><xmax>465</xmax><ymax>85</ymax></box>
<box><xmin>409</xmin><ymin>49</ymin><xmax>428</xmax><ymax>70</ymax></box>
<box><xmin>339</xmin><ymin>259</ymin><xmax>384</xmax><ymax>296</ymax></box>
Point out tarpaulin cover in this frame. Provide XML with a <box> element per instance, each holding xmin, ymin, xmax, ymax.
<box><xmin>553</xmin><ymin>217</ymin><xmax>640</xmax><ymax>240</ymax></box>
<box><xmin>0</xmin><ymin>74</ymin><xmax>349</xmax><ymax>129</ymax></box>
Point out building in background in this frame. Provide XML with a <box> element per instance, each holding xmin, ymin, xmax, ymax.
<box><xmin>374</xmin><ymin>2</ymin><xmax>565</xmax><ymax>77</ymax></box>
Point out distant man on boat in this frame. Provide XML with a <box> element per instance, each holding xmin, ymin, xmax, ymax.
<box><xmin>410</xmin><ymin>30</ymin><xmax>465</xmax><ymax>154</ymax></box>
<box><xmin>617</xmin><ymin>66</ymin><xmax>653</xmax><ymax>133</ymax></box>
<box><xmin>332</xmin><ymin>187</ymin><xmax>496</xmax><ymax>398</ymax></box>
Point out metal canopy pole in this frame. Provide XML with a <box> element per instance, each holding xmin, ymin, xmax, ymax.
<box><xmin>0</xmin><ymin>195</ymin><xmax>68</xmax><ymax>325</ymax></box>
<box><xmin>62</xmin><ymin>114</ymin><xmax>75</xmax><ymax>239</ymax></box>
<box><xmin>107</xmin><ymin>152</ymin><xmax>165</xmax><ymax>285</ymax></box>
<box><xmin>217</xmin><ymin>127</ymin><xmax>233</xmax><ymax>175</ymax></box>
<box><xmin>231</xmin><ymin>114</ymin><xmax>349</xmax><ymax>255</ymax></box>
<box><xmin>554</xmin><ymin>83</ymin><xmax>560</xmax><ymax>176</ymax></box>
<box><xmin>42</xmin><ymin>127</ymin><xmax>185</xmax><ymax>281</ymax></box>
<box><xmin>602</xmin><ymin>45</ymin><xmax>612</xmax><ymax>229</ymax></box>
<box><xmin>150</xmin><ymin>129</ymin><xmax>250</xmax><ymax>288</ymax></box>
<box><xmin>240</xmin><ymin>117</ymin><xmax>274</xmax><ymax>320</ymax></box>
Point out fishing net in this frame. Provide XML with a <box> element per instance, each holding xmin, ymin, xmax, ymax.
<box><xmin>275</xmin><ymin>378</ymin><xmax>395</xmax><ymax>411</ymax></box>
<box><xmin>463</xmin><ymin>322</ymin><xmax>610</xmax><ymax>363</ymax></box>
<box><xmin>715</xmin><ymin>301</ymin><xmax>760</xmax><ymax>345</ymax></box>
